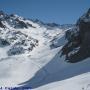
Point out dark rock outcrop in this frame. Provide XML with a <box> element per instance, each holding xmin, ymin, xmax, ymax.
<box><xmin>7</xmin><ymin>46</ymin><xmax>25</xmax><ymax>56</ymax></box>
<box><xmin>61</xmin><ymin>8</ymin><xmax>90</xmax><ymax>63</ymax></box>
<box><xmin>0</xmin><ymin>21</ymin><xmax>5</xmax><ymax>28</ymax></box>
<box><xmin>0</xmin><ymin>38</ymin><xmax>10</xmax><ymax>47</ymax></box>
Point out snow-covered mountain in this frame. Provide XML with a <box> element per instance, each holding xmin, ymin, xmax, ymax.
<box><xmin>0</xmin><ymin>9</ymin><xmax>90</xmax><ymax>90</ymax></box>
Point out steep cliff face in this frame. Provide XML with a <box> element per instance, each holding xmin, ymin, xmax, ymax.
<box><xmin>61</xmin><ymin>8</ymin><xmax>90</xmax><ymax>63</ymax></box>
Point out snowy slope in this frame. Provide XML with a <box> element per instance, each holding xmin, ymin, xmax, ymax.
<box><xmin>0</xmin><ymin>13</ymin><xmax>67</xmax><ymax>87</ymax></box>
<box><xmin>35</xmin><ymin>72</ymin><xmax>90</xmax><ymax>90</ymax></box>
<box><xmin>0</xmin><ymin>11</ymin><xmax>90</xmax><ymax>90</ymax></box>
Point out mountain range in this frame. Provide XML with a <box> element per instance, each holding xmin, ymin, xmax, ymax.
<box><xmin>0</xmin><ymin>8</ymin><xmax>90</xmax><ymax>90</ymax></box>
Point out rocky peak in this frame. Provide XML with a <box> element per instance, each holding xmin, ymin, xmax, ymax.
<box><xmin>0</xmin><ymin>11</ymin><xmax>36</xmax><ymax>29</ymax></box>
<box><xmin>0</xmin><ymin>10</ymin><xmax>5</xmax><ymax>16</ymax></box>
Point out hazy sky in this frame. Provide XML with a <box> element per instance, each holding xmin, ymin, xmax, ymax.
<box><xmin>0</xmin><ymin>0</ymin><xmax>90</xmax><ymax>24</ymax></box>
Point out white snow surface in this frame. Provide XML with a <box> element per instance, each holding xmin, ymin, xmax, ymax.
<box><xmin>35</xmin><ymin>72</ymin><xmax>90</xmax><ymax>90</ymax></box>
<box><xmin>0</xmin><ymin>19</ymin><xmax>90</xmax><ymax>90</ymax></box>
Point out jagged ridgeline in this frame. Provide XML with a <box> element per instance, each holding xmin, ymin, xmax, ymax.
<box><xmin>0</xmin><ymin>11</ymin><xmax>36</xmax><ymax>28</ymax></box>
<box><xmin>61</xmin><ymin>8</ymin><xmax>90</xmax><ymax>63</ymax></box>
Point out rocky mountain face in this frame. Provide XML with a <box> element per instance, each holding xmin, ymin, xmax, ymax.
<box><xmin>0</xmin><ymin>9</ymin><xmax>90</xmax><ymax>63</ymax></box>
<box><xmin>0</xmin><ymin>11</ymin><xmax>74</xmax><ymax>57</ymax></box>
<box><xmin>0</xmin><ymin>11</ymin><xmax>36</xmax><ymax>29</ymax></box>
<box><xmin>0</xmin><ymin>11</ymin><xmax>39</xmax><ymax>56</ymax></box>
<box><xmin>61</xmin><ymin>8</ymin><xmax>90</xmax><ymax>63</ymax></box>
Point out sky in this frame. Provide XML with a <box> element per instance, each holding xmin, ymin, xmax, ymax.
<box><xmin>0</xmin><ymin>0</ymin><xmax>90</xmax><ymax>24</ymax></box>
